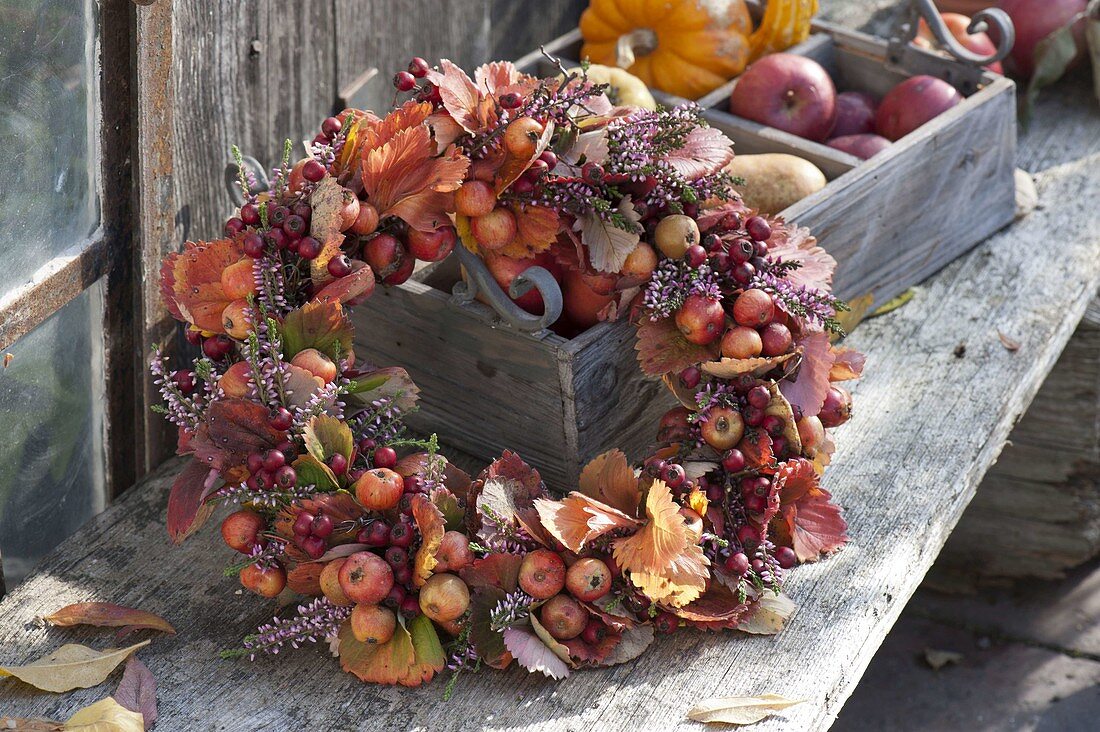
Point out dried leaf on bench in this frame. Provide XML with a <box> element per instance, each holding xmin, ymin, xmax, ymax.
<box><xmin>830</xmin><ymin>347</ymin><xmax>865</xmax><ymax>381</ymax></box>
<box><xmin>687</xmin><ymin>693</ymin><xmax>804</xmax><ymax>725</ymax></box>
<box><xmin>736</xmin><ymin>592</ymin><xmax>796</xmax><ymax>635</ymax></box>
<box><xmin>65</xmin><ymin>697</ymin><xmax>145</xmax><ymax>731</ymax></box>
<box><xmin>0</xmin><ymin>640</ymin><xmax>149</xmax><ymax>693</ymax></box>
<box><xmin>114</xmin><ymin>657</ymin><xmax>157</xmax><ymax>730</ymax></box>
<box><xmin>997</xmin><ymin>331</ymin><xmax>1021</xmax><ymax>352</ymax></box>
<box><xmin>46</xmin><ymin>603</ymin><xmax>175</xmax><ymax>636</ymax></box>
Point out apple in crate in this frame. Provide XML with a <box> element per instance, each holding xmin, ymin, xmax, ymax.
<box><xmin>729</xmin><ymin>53</ymin><xmax>837</xmax><ymax>142</ymax></box>
<box><xmin>827</xmin><ymin>133</ymin><xmax>892</xmax><ymax>160</ymax></box>
<box><xmin>875</xmin><ymin>75</ymin><xmax>962</xmax><ymax>141</ymax></box>
<box><xmin>831</xmin><ymin>91</ymin><xmax>877</xmax><ymax>138</ymax></box>
<box><xmin>483</xmin><ymin>252</ymin><xmax>563</xmax><ymax>315</ymax></box>
<box><xmin>914</xmin><ymin>12</ymin><xmax>1003</xmax><ymax>73</ymax></box>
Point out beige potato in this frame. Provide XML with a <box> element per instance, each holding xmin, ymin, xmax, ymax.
<box><xmin>725</xmin><ymin>153</ymin><xmax>827</xmax><ymax>214</ymax></box>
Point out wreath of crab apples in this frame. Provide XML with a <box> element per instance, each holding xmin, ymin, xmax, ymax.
<box><xmin>152</xmin><ymin>53</ymin><xmax>863</xmax><ymax>692</ymax></box>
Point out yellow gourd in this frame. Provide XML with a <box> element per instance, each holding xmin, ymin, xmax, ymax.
<box><xmin>579</xmin><ymin>0</ymin><xmax>818</xmax><ymax>100</ymax></box>
<box><xmin>566</xmin><ymin>64</ymin><xmax>658</xmax><ymax>109</ymax></box>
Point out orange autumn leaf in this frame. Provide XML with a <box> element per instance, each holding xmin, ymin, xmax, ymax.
<box><xmin>412</xmin><ymin>493</ymin><xmax>447</xmax><ymax>587</ymax></box>
<box><xmin>45</xmin><ymin>602</ymin><xmax>175</xmax><ymax>635</ymax></box>
<box><xmin>332</xmin><ymin>108</ymin><xmax>379</xmax><ymax>175</ymax></box>
<box><xmin>361</xmin><ymin>124</ymin><xmax>469</xmax><ymax>233</ymax></box>
<box><xmin>577</xmin><ymin>449</ymin><xmax>641</xmax><ymax>516</ymax></box>
<box><xmin>358</xmin><ymin>101</ymin><xmax>434</xmax><ymax>155</ymax></box>
<box><xmin>494</xmin><ymin>121</ymin><xmax>554</xmax><ymax>195</ymax></box>
<box><xmin>700</xmin><ymin>353</ymin><xmax>797</xmax><ymax>379</ymax></box>
<box><xmin>161</xmin><ymin>238</ymin><xmax>245</xmax><ymax>332</ymax></box>
<box><xmin>338</xmin><ymin>614</ymin><xmax>444</xmax><ymax>687</ymax></box>
<box><xmin>612</xmin><ymin>480</ymin><xmax>710</xmax><ymax>607</ymax></box>
<box><xmin>497</xmin><ymin>203</ymin><xmax>560</xmax><ymax>259</ymax></box>
<box><xmin>535</xmin><ymin>493</ymin><xmax>639</xmax><ymax>552</ymax></box>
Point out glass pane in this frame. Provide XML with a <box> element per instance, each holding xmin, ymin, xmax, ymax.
<box><xmin>0</xmin><ymin>280</ymin><xmax>105</xmax><ymax>585</ymax></box>
<box><xmin>0</xmin><ymin>0</ymin><xmax>99</xmax><ymax>295</ymax></box>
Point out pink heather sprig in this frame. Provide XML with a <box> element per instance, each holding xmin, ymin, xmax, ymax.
<box><xmin>290</xmin><ymin>372</ymin><xmax>349</xmax><ymax>432</ymax></box>
<box><xmin>150</xmin><ymin>347</ymin><xmax>207</xmax><ymax>430</ymax></box>
<box><xmin>488</xmin><ymin>589</ymin><xmax>534</xmax><ymax>632</ymax></box>
<box><xmin>751</xmin><ymin>266</ymin><xmax>845</xmax><ymax>334</ymax></box>
<box><xmin>690</xmin><ymin>382</ymin><xmax>741</xmax><ymax>423</ymax></box>
<box><xmin>642</xmin><ymin>259</ymin><xmax>721</xmax><ymax>321</ymax></box>
<box><xmin>217</xmin><ymin>480</ymin><xmax>317</xmax><ymax>510</ymax></box>
<box><xmin>228</xmin><ymin>597</ymin><xmax>352</xmax><ymax>661</ymax></box>
<box><xmin>349</xmin><ymin>395</ymin><xmax>408</xmax><ymax>445</ymax></box>
<box><xmin>252</xmin><ymin>252</ymin><xmax>289</xmax><ymax>315</ymax></box>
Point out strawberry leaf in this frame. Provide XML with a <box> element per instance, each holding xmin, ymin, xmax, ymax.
<box><xmin>502</xmin><ymin>625</ymin><xmax>569</xmax><ymax>680</ymax></box>
<box><xmin>635</xmin><ymin>315</ymin><xmax>718</xmax><ymax>377</ymax></box>
<box><xmin>779</xmin><ymin>329</ymin><xmax>835</xmax><ymax>418</ymax></box>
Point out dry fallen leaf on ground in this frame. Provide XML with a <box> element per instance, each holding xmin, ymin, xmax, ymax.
<box><xmin>45</xmin><ymin>603</ymin><xmax>175</xmax><ymax>637</ymax></box>
<box><xmin>0</xmin><ymin>640</ymin><xmax>150</xmax><ymax>693</ymax></box>
<box><xmin>114</xmin><ymin>656</ymin><xmax>157</xmax><ymax>730</ymax></box>
<box><xmin>64</xmin><ymin>697</ymin><xmax>145</xmax><ymax>731</ymax></box>
<box><xmin>687</xmin><ymin>693</ymin><xmax>805</xmax><ymax>725</ymax></box>
<box><xmin>923</xmin><ymin>647</ymin><xmax>964</xmax><ymax>670</ymax></box>
<box><xmin>997</xmin><ymin>331</ymin><xmax>1021</xmax><ymax>352</ymax></box>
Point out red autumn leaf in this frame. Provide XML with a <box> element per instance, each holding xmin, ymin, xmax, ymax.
<box><xmin>412</xmin><ymin>494</ymin><xmax>447</xmax><ymax>588</ymax></box>
<box><xmin>430</xmin><ymin>59</ymin><xmax>484</xmax><ymax>134</ymax></box>
<box><xmin>535</xmin><ymin>493</ymin><xmax>639</xmax><ymax>552</ymax></box>
<box><xmin>581</xmin><ymin>595</ymin><xmax>638</xmax><ymax>631</ymax></box>
<box><xmin>460</xmin><ymin>553</ymin><xmax>524</xmax><ymax>594</ymax></box>
<box><xmin>780</xmin><ymin>329</ymin><xmax>836</xmax><ymax>418</ymax></box>
<box><xmin>830</xmin><ymin>347</ymin><xmax>865</xmax><ymax>382</ymax></box>
<box><xmin>577</xmin><ymin>449</ymin><xmax>641</xmax><ymax>515</ymax></box>
<box><xmin>765</xmin><ymin>222</ymin><xmax>836</xmax><ymax>290</ymax></box>
<box><xmin>166</xmin><ymin>458</ymin><xmax>219</xmax><ymax>544</ymax></box>
<box><xmin>313</xmin><ymin>260</ymin><xmax>376</xmax><ymax>307</ymax></box>
<box><xmin>497</xmin><ymin>203</ymin><xmax>560</xmax><ymax>260</ymax></box>
<box><xmin>635</xmin><ymin>315</ymin><xmax>719</xmax><ymax>377</ymax></box>
<box><xmin>467</xmin><ymin>587</ymin><xmax>513</xmax><ymax>669</ymax></box>
<box><xmin>473</xmin><ymin>61</ymin><xmax>538</xmax><ymax>98</ymax></box>
<box><xmin>361</xmin><ymin>124</ymin><xmax>469</xmax><ymax>233</ymax></box>
<box><xmin>394</xmin><ymin>451</ymin><xmax>471</xmax><ymax>502</ymax></box>
<box><xmin>770</xmin><ymin>458</ymin><xmax>848</xmax><ymax>562</ymax></box>
<box><xmin>696</xmin><ymin>200</ymin><xmax>751</xmax><ymax>233</ymax></box>
<box><xmin>562</xmin><ymin>628</ymin><xmax>622</xmax><ymax>666</ymax></box>
<box><xmin>673</xmin><ymin>582</ymin><xmax>755</xmax><ymax>631</ymax></box>
<box><xmin>663</xmin><ymin>125</ymin><xmax>734</xmax><ymax>179</ymax></box>
<box><xmin>115</xmin><ymin>656</ymin><xmax>157</xmax><ymax>731</ymax></box>
<box><xmin>160</xmin><ymin>238</ymin><xmax>246</xmax><ymax>332</ymax></box>
<box><xmin>190</xmin><ymin>398</ymin><xmax>285</xmax><ymax>473</ymax></box>
<box><xmin>285</xmin><ymin>562</ymin><xmax>324</xmax><ymax>595</ymax></box>
<box><xmin>45</xmin><ymin>603</ymin><xmax>175</xmax><ymax>635</ymax></box>
<box><xmin>479</xmin><ymin>450</ymin><xmax>545</xmax><ymax>498</ymax></box>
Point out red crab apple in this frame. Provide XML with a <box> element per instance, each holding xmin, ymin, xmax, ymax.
<box><xmin>827</xmin><ymin>133</ymin><xmax>891</xmax><ymax>160</ymax></box>
<box><xmin>700</xmin><ymin>406</ymin><xmax>745</xmax><ymax>451</ymax></box>
<box><xmin>336</xmin><ymin>189</ymin><xmax>361</xmax><ymax>231</ymax></box>
<box><xmin>797</xmin><ymin>415</ymin><xmax>826</xmax><ymax>453</ymax></box>
<box><xmin>290</xmin><ymin>348</ymin><xmax>338</xmax><ymax>384</ymax></box>
<box><xmin>221</xmin><ymin>299</ymin><xmax>251</xmax><ymax>340</ymax></box>
<box><xmin>406</xmin><ymin>225</ymin><xmax>457</xmax><ymax>262</ymax></box>
<box><xmin>436</xmin><ymin>531</ymin><xmax>474</xmax><ymax>572</ymax></box>
<box><xmin>830</xmin><ymin>91</ymin><xmax>877</xmax><ymax>138</ymax></box>
<box><xmin>287</xmin><ymin>159</ymin><xmax>310</xmax><ymax>194</ymax></box>
<box><xmin>503</xmin><ymin>116</ymin><xmax>544</xmax><ymax>158</ymax></box>
<box><xmin>732</xmin><ymin>288</ymin><xmax>774</xmax><ymax>328</ymax></box>
<box><xmin>729</xmin><ymin>53</ymin><xmax>837</xmax><ymax>142</ymax></box>
<box><xmin>221</xmin><ymin>258</ymin><xmax>258</xmax><ymax>300</ymax></box>
<box><xmin>657</xmin><ymin>405</ymin><xmax>692</xmax><ymax>444</ymax></box>
<box><xmin>219</xmin><ymin>360</ymin><xmax>254</xmax><ymax>399</ymax></box>
<box><xmin>354</xmin><ymin>468</ymin><xmax>404</xmax><ymax>510</ymax></box>
<box><xmin>363</xmin><ymin>233</ymin><xmax>403</xmax><ymax>277</ymax></box>
<box><xmin>565</xmin><ymin>557</ymin><xmax>612</xmax><ymax>602</ymax></box>
<box><xmin>454</xmin><ymin>180</ymin><xmax>496</xmax><ymax>218</ymax></box>
<box><xmin>351</xmin><ymin>603</ymin><xmax>397</xmax><ymax>644</ymax></box>
<box><xmin>320</xmin><ymin>558</ymin><xmax>353</xmax><ymax>606</ymax></box>
<box><xmin>818</xmin><ymin>385</ymin><xmax>853</xmax><ymax>428</ymax></box>
<box><xmin>470</xmin><ymin>207</ymin><xmax>517</xmax><ymax>251</ymax></box>
<box><xmin>562</xmin><ymin>268</ymin><xmax>614</xmax><ymax>330</ymax></box>
<box><xmin>619</xmin><ymin>241</ymin><xmax>658</xmax><ymax>284</ymax></box>
<box><xmin>519</xmin><ymin>548</ymin><xmax>567</xmax><ymax>600</ymax></box>
<box><xmin>760</xmin><ymin>322</ymin><xmax>793</xmax><ymax>356</ymax></box>
<box><xmin>240</xmin><ymin>562</ymin><xmax>286</xmax><ymax>598</ymax></box>
<box><xmin>349</xmin><ymin>202</ymin><xmax>380</xmax><ymax>236</ymax></box>
<box><xmin>675</xmin><ymin>294</ymin><xmax>726</xmax><ymax>346</ymax></box>
<box><xmin>876</xmin><ymin>75</ymin><xmax>962</xmax><ymax>141</ymax></box>
<box><xmin>721</xmin><ymin>326</ymin><xmax>763</xmax><ymax>359</ymax></box>
<box><xmin>418</xmin><ymin>573</ymin><xmax>471</xmax><ymax>623</ymax></box>
<box><xmin>484</xmin><ymin>252</ymin><xmax>563</xmax><ymax>315</ymax></box>
<box><xmin>339</xmin><ymin>552</ymin><xmax>394</xmax><ymax>605</ymax></box>
<box><xmin>997</xmin><ymin>0</ymin><xmax>1088</xmax><ymax>79</ymax></box>
<box><xmin>221</xmin><ymin>509</ymin><xmax>265</xmax><ymax>554</ymax></box>
<box><xmin>915</xmin><ymin>12</ymin><xmax>1004</xmax><ymax>73</ymax></box>
<box><xmin>540</xmin><ymin>594</ymin><xmax>588</xmax><ymax>640</ymax></box>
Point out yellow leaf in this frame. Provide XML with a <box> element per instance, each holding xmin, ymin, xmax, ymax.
<box><xmin>832</xmin><ymin>291</ymin><xmax>874</xmax><ymax>339</ymax></box>
<box><xmin>687</xmin><ymin>693</ymin><xmax>805</xmax><ymax>725</ymax></box>
<box><xmin>577</xmin><ymin>450</ymin><xmax>641</xmax><ymax>515</ymax></box>
<box><xmin>0</xmin><ymin>641</ymin><xmax>149</xmax><ymax>693</ymax></box>
<box><xmin>871</xmin><ymin>288</ymin><xmax>915</xmax><ymax>317</ymax></box>
<box><xmin>736</xmin><ymin>593</ymin><xmax>796</xmax><ymax>635</ymax></box>
<box><xmin>64</xmin><ymin>697</ymin><xmax>144</xmax><ymax>732</ymax></box>
<box><xmin>535</xmin><ymin>493</ymin><xmax>639</xmax><ymax>553</ymax></box>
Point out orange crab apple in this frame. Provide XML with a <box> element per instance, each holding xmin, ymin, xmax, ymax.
<box><xmin>539</xmin><ymin>594</ymin><xmax>587</xmax><ymax>640</ymax></box>
<box><xmin>418</xmin><ymin>573</ymin><xmax>470</xmax><ymax>623</ymax></box>
<box><xmin>290</xmin><ymin>348</ymin><xmax>337</xmax><ymax>384</ymax></box>
<box><xmin>240</xmin><ymin>562</ymin><xmax>287</xmax><ymax>598</ymax></box>
<box><xmin>337</xmin><ymin>188</ymin><xmax>361</xmax><ymax>231</ymax></box>
<box><xmin>351</xmin><ymin>603</ymin><xmax>396</xmax><ymax>644</ymax></box>
<box><xmin>320</xmin><ymin>558</ymin><xmax>353</xmax><ymax>606</ymax></box>
<box><xmin>454</xmin><ymin>180</ymin><xmax>496</xmax><ymax>218</ymax></box>
<box><xmin>518</xmin><ymin>548</ymin><xmax>566</xmax><ymax>600</ymax></box>
<box><xmin>675</xmin><ymin>294</ymin><xmax>725</xmax><ymax>346</ymax></box>
<box><xmin>503</xmin><ymin>116</ymin><xmax>543</xmax><ymax>158</ymax></box>
<box><xmin>436</xmin><ymin>531</ymin><xmax>474</xmax><ymax>572</ymax></box>
<box><xmin>620</xmin><ymin>241</ymin><xmax>658</xmax><ymax>284</ymax></box>
<box><xmin>721</xmin><ymin>326</ymin><xmax>763</xmax><ymax>359</ymax></box>
<box><xmin>700</xmin><ymin>406</ymin><xmax>745</xmax><ymax>451</ymax></box>
<box><xmin>349</xmin><ymin>201</ymin><xmax>380</xmax><ymax>235</ymax></box>
<box><xmin>354</xmin><ymin>468</ymin><xmax>404</xmax><ymax>511</ymax></box>
<box><xmin>470</xmin><ymin>207</ymin><xmax>517</xmax><ymax>251</ymax></box>
<box><xmin>220</xmin><ymin>258</ymin><xmax>257</xmax><ymax>300</ymax></box>
<box><xmin>219</xmin><ymin>360</ymin><xmax>254</xmax><ymax>399</ymax></box>
<box><xmin>221</xmin><ymin>299</ymin><xmax>252</xmax><ymax>339</ymax></box>
<box><xmin>338</xmin><ymin>551</ymin><xmax>394</xmax><ymax>605</ymax></box>
<box><xmin>565</xmin><ymin>557</ymin><xmax>612</xmax><ymax>602</ymax></box>
<box><xmin>796</xmin><ymin>415</ymin><xmax>825</xmax><ymax>452</ymax></box>
<box><xmin>220</xmin><ymin>509</ymin><xmax>265</xmax><ymax>553</ymax></box>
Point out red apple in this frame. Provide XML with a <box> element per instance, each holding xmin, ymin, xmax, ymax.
<box><xmin>406</xmin><ymin>225</ymin><xmax>457</xmax><ymax>262</ymax></box>
<box><xmin>827</xmin><ymin>133</ymin><xmax>892</xmax><ymax>160</ymax></box>
<box><xmin>875</xmin><ymin>75</ymin><xmax>963</xmax><ymax>141</ymax></box>
<box><xmin>675</xmin><ymin>294</ymin><xmax>725</xmax><ymax>346</ymax></box>
<box><xmin>562</xmin><ymin>268</ymin><xmax>613</xmax><ymax>330</ymax></box>
<box><xmin>997</xmin><ymin>0</ymin><xmax>1088</xmax><ymax>79</ymax></box>
<box><xmin>915</xmin><ymin>12</ymin><xmax>1004</xmax><ymax>73</ymax></box>
<box><xmin>729</xmin><ymin>53</ymin><xmax>837</xmax><ymax>142</ymax></box>
<box><xmin>831</xmin><ymin>91</ymin><xmax>877</xmax><ymax>138</ymax></box>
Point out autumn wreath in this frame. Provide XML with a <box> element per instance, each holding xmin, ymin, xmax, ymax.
<box><xmin>152</xmin><ymin>54</ymin><xmax>863</xmax><ymax>691</ymax></box>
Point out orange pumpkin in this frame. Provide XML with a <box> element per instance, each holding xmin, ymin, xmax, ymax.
<box><xmin>579</xmin><ymin>0</ymin><xmax>818</xmax><ymax>100</ymax></box>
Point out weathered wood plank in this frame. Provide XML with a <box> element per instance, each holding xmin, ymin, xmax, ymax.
<box><xmin>490</xmin><ymin>0</ymin><xmax>586</xmax><ymax>60</ymax></box>
<box><xmin>2</xmin><ymin>152</ymin><xmax>1097</xmax><ymax>730</ymax></box>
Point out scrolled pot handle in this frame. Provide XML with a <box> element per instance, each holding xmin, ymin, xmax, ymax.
<box><xmin>224</xmin><ymin>155</ymin><xmax>271</xmax><ymax>207</ymax></box>
<box><xmin>451</xmin><ymin>245</ymin><xmax>563</xmax><ymax>333</ymax></box>
<box><xmin>912</xmin><ymin>0</ymin><xmax>1015</xmax><ymax>68</ymax></box>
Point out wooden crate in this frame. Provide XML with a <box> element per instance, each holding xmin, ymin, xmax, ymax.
<box><xmin>353</xmin><ymin>21</ymin><xmax>1018</xmax><ymax>487</ymax></box>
